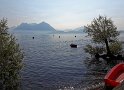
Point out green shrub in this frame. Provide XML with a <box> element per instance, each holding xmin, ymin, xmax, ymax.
<box><xmin>0</xmin><ymin>18</ymin><xmax>23</xmax><ymax>90</ymax></box>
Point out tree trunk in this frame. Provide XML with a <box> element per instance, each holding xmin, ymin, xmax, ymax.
<box><xmin>105</xmin><ymin>39</ymin><xmax>111</xmax><ymax>56</ymax></box>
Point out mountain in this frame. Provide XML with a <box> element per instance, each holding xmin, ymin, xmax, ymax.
<box><xmin>54</xmin><ymin>26</ymin><xmax>84</xmax><ymax>34</ymax></box>
<box><xmin>14</xmin><ymin>22</ymin><xmax>84</xmax><ymax>33</ymax></box>
<box><xmin>119</xmin><ymin>30</ymin><xmax>124</xmax><ymax>33</ymax></box>
<box><xmin>66</xmin><ymin>26</ymin><xmax>84</xmax><ymax>33</ymax></box>
<box><xmin>14</xmin><ymin>22</ymin><xmax>56</xmax><ymax>31</ymax></box>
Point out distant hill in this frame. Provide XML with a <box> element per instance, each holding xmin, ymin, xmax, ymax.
<box><xmin>14</xmin><ymin>22</ymin><xmax>56</xmax><ymax>31</ymax></box>
<box><xmin>61</xmin><ymin>26</ymin><xmax>84</xmax><ymax>33</ymax></box>
<box><xmin>119</xmin><ymin>30</ymin><xmax>124</xmax><ymax>33</ymax></box>
<box><xmin>65</xmin><ymin>26</ymin><xmax>84</xmax><ymax>33</ymax></box>
<box><xmin>54</xmin><ymin>26</ymin><xmax>84</xmax><ymax>34</ymax></box>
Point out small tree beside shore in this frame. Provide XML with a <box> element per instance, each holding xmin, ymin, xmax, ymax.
<box><xmin>0</xmin><ymin>18</ymin><xmax>23</xmax><ymax>90</ymax></box>
<box><xmin>84</xmin><ymin>15</ymin><xmax>123</xmax><ymax>60</ymax></box>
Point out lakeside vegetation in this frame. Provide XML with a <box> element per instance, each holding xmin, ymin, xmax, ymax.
<box><xmin>84</xmin><ymin>15</ymin><xmax>123</xmax><ymax>61</ymax></box>
<box><xmin>0</xmin><ymin>18</ymin><xmax>23</xmax><ymax>90</ymax></box>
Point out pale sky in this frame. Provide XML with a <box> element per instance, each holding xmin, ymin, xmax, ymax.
<box><xmin>0</xmin><ymin>0</ymin><xmax>124</xmax><ymax>30</ymax></box>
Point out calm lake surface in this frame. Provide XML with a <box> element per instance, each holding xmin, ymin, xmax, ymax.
<box><xmin>10</xmin><ymin>30</ymin><xmax>124</xmax><ymax>90</ymax></box>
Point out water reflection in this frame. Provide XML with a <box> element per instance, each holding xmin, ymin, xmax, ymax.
<box><xmin>73</xmin><ymin>58</ymin><xmax>107</xmax><ymax>88</ymax></box>
<box><xmin>84</xmin><ymin>58</ymin><xmax>109</xmax><ymax>71</ymax></box>
<box><xmin>58</xmin><ymin>57</ymin><xmax>108</xmax><ymax>90</ymax></box>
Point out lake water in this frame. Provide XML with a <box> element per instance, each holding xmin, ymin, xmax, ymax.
<box><xmin>11</xmin><ymin>30</ymin><xmax>123</xmax><ymax>90</ymax></box>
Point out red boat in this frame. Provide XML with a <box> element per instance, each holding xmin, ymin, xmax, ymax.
<box><xmin>104</xmin><ymin>63</ymin><xmax>124</xmax><ymax>88</ymax></box>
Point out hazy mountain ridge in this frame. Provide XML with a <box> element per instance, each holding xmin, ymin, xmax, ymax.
<box><xmin>13</xmin><ymin>22</ymin><xmax>84</xmax><ymax>33</ymax></box>
<box><xmin>14</xmin><ymin>22</ymin><xmax>56</xmax><ymax>31</ymax></box>
<box><xmin>55</xmin><ymin>26</ymin><xmax>84</xmax><ymax>33</ymax></box>
<box><xmin>67</xmin><ymin>26</ymin><xmax>84</xmax><ymax>33</ymax></box>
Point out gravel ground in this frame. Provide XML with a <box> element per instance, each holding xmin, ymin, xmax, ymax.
<box><xmin>58</xmin><ymin>82</ymin><xmax>105</xmax><ymax>90</ymax></box>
